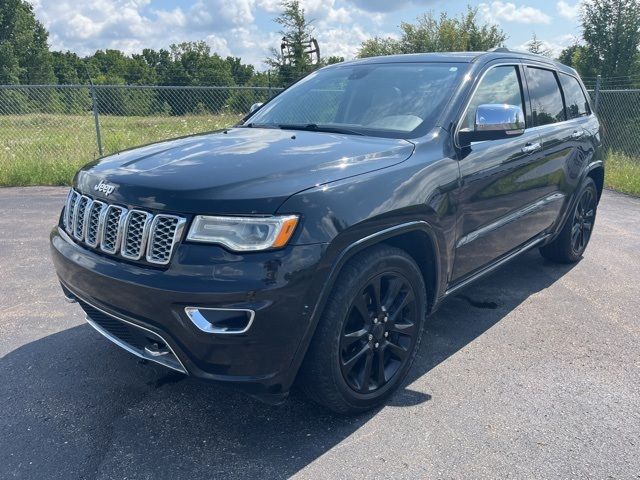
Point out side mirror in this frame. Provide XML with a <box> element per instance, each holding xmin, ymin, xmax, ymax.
<box><xmin>459</xmin><ymin>104</ymin><xmax>525</xmax><ymax>144</ymax></box>
<box><xmin>249</xmin><ymin>102</ymin><xmax>263</xmax><ymax>114</ymax></box>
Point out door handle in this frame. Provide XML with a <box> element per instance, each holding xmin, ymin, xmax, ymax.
<box><xmin>571</xmin><ymin>130</ymin><xmax>584</xmax><ymax>139</ymax></box>
<box><xmin>521</xmin><ymin>142</ymin><xmax>542</xmax><ymax>154</ymax></box>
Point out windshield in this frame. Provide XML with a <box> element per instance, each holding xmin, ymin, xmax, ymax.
<box><xmin>243</xmin><ymin>62</ymin><xmax>466</xmax><ymax>138</ymax></box>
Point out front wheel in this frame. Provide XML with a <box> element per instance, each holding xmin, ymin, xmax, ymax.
<box><xmin>540</xmin><ymin>177</ymin><xmax>598</xmax><ymax>263</ymax></box>
<box><xmin>298</xmin><ymin>245</ymin><xmax>427</xmax><ymax>414</ymax></box>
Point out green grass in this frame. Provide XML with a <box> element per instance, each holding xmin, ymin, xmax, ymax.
<box><xmin>0</xmin><ymin>113</ymin><xmax>242</xmax><ymax>186</ymax></box>
<box><xmin>604</xmin><ymin>151</ymin><xmax>640</xmax><ymax>197</ymax></box>
<box><xmin>2</xmin><ymin>114</ymin><xmax>640</xmax><ymax>196</ymax></box>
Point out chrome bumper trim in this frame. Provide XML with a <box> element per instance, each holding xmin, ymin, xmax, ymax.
<box><xmin>184</xmin><ymin>307</ymin><xmax>256</xmax><ymax>334</ymax></box>
<box><xmin>75</xmin><ymin>294</ymin><xmax>188</xmax><ymax>374</ymax></box>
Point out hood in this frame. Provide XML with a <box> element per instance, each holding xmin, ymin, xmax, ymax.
<box><xmin>75</xmin><ymin>127</ymin><xmax>414</xmax><ymax>214</ymax></box>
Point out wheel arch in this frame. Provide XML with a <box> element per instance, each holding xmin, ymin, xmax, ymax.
<box><xmin>284</xmin><ymin>221</ymin><xmax>443</xmax><ymax>391</ymax></box>
<box><xmin>324</xmin><ymin>222</ymin><xmax>442</xmax><ymax>316</ymax></box>
<box><xmin>380</xmin><ymin>229</ymin><xmax>439</xmax><ymax>315</ymax></box>
<box><xmin>586</xmin><ymin>161</ymin><xmax>604</xmax><ymax>202</ymax></box>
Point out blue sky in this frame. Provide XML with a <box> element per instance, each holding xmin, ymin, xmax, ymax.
<box><xmin>29</xmin><ymin>0</ymin><xmax>584</xmax><ymax>68</ymax></box>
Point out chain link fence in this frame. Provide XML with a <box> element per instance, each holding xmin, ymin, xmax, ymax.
<box><xmin>0</xmin><ymin>78</ymin><xmax>638</xmax><ymax>186</ymax></box>
<box><xmin>585</xmin><ymin>75</ymin><xmax>640</xmax><ymax>160</ymax></box>
<box><xmin>0</xmin><ymin>85</ymin><xmax>283</xmax><ymax>185</ymax></box>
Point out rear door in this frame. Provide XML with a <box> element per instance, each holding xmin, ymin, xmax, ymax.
<box><xmin>520</xmin><ymin>66</ymin><xmax>584</xmax><ymax>229</ymax></box>
<box><xmin>556</xmin><ymin>71</ymin><xmax>598</xmax><ymax>192</ymax></box>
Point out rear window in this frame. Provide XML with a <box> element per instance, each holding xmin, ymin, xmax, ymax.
<box><xmin>526</xmin><ymin>67</ymin><xmax>566</xmax><ymax>126</ymax></box>
<box><xmin>559</xmin><ymin>73</ymin><xmax>590</xmax><ymax>119</ymax></box>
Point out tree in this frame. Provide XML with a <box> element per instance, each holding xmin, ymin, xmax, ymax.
<box><xmin>51</xmin><ymin>51</ymin><xmax>83</xmax><ymax>84</ymax></box>
<box><xmin>266</xmin><ymin>0</ymin><xmax>318</xmax><ymax>84</ymax></box>
<box><xmin>359</xmin><ymin>37</ymin><xmax>403</xmax><ymax>58</ymax></box>
<box><xmin>126</xmin><ymin>55</ymin><xmax>159</xmax><ymax>85</ymax></box>
<box><xmin>0</xmin><ymin>0</ymin><xmax>55</xmax><ymax>84</ymax></box>
<box><xmin>527</xmin><ymin>33</ymin><xmax>552</xmax><ymax>57</ymax></box>
<box><xmin>556</xmin><ymin>43</ymin><xmax>600</xmax><ymax>77</ymax></box>
<box><xmin>357</xmin><ymin>7</ymin><xmax>506</xmax><ymax>58</ymax></box>
<box><xmin>558</xmin><ymin>44</ymin><xmax>582</xmax><ymax>67</ymax></box>
<box><xmin>321</xmin><ymin>55</ymin><xmax>345</xmax><ymax>66</ymax></box>
<box><xmin>0</xmin><ymin>42</ymin><xmax>21</xmax><ymax>84</ymax></box>
<box><xmin>226</xmin><ymin>56</ymin><xmax>255</xmax><ymax>85</ymax></box>
<box><xmin>581</xmin><ymin>0</ymin><xmax>640</xmax><ymax>77</ymax></box>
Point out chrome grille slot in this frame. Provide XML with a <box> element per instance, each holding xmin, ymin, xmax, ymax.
<box><xmin>85</xmin><ymin>201</ymin><xmax>106</xmax><ymax>247</ymax></box>
<box><xmin>73</xmin><ymin>195</ymin><xmax>92</xmax><ymax>240</ymax></box>
<box><xmin>146</xmin><ymin>215</ymin><xmax>186</xmax><ymax>265</ymax></box>
<box><xmin>121</xmin><ymin>210</ymin><xmax>153</xmax><ymax>260</ymax></box>
<box><xmin>100</xmin><ymin>205</ymin><xmax>127</xmax><ymax>254</ymax></box>
<box><xmin>62</xmin><ymin>189</ymin><xmax>185</xmax><ymax>265</ymax></box>
<box><xmin>64</xmin><ymin>190</ymin><xmax>80</xmax><ymax>233</ymax></box>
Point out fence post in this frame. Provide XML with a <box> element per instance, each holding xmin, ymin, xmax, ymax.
<box><xmin>594</xmin><ymin>74</ymin><xmax>601</xmax><ymax>114</ymax></box>
<box><xmin>90</xmin><ymin>84</ymin><xmax>103</xmax><ymax>156</ymax></box>
<box><xmin>267</xmin><ymin>71</ymin><xmax>272</xmax><ymax>99</ymax></box>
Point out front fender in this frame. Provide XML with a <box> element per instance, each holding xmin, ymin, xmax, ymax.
<box><xmin>274</xmin><ymin>140</ymin><xmax>460</xmax><ymax>391</ymax></box>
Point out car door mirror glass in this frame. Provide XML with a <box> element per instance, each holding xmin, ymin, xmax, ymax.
<box><xmin>460</xmin><ymin>104</ymin><xmax>525</xmax><ymax>144</ymax></box>
<box><xmin>249</xmin><ymin>102</ymin><xmax>263</xmax><ymax>114</ymax></box>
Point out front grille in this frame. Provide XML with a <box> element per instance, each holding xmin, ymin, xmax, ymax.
<box><xmin>62</xmin><ymin>188</ymin><xmax>186</xmax><ymax>265</ymax></box>
<box><xmin>122</xmin><ymin>210</ymin><xmax>153</xmax><ymax>260</ymax></box>
<box><xmin>147</xmin><ymin>215</ymin><xmax>183</xmax><ymax>265</ymax></box>
<box><xmin>100</xmin><ymin>205</ymin><xmax>127</xmax><ymax>254</ymax></box>
<box><xmin>85</xmin><ymin>201</ymin><xmax>106</xmax><ymax>247</ymax></box>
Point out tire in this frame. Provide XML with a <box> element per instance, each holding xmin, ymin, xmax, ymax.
<box><xmin>298</xmin><ymin>244</ymin><xmax>427</xmax><ymax>414</ymax></box>
<box><xmin>540</xmin><ymin>177</ymin><xmax>598</xmax><ymax>264</ymax></box>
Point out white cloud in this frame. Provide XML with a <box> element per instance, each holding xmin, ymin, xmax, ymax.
<box><xmin>315</xmin><ymin>24</ymin><xmax>370</xmax><ymax>59</ymax></box>
<box><xmin>255</xmin><ymin>0</ymin><xmax>281</xmax><ymax>13</ymax></box>
<box><xmin>151</xmin><ymin>8</ymin><xmax>187</xmax><ymax>28</ymax></box>
<box><xmin>345</xmin><ymin>0</ymin><xmax>434</xmax><ymax>13</ymax></box>
<box><xmin>480</xmin><ymin>1</ymin><xmax>552</xmax><ymax>25</ymax></box>
<box><xmin>29</xmin><ymin>0</ymin><xmax>379</xmax><ymax>68</ymax></box>
<box><xmin>189</xmin><ymin>0</ymin><xmax>255</xmax><ymax>31</ymax></box>
<box><xmin>557</xmin><ymin>0</ymin><xmax>582</xmax><ymax>21</ymax></box>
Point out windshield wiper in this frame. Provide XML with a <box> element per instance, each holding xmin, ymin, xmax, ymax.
<box><xmin>238</xmin><ymin>122</ymin><xmax>279</xmax><ymax>129</ymax></box>
<box><xmin>277</xmin><ymin>124</ymin><xmax>365</xmax><ymax>136</ymax></box>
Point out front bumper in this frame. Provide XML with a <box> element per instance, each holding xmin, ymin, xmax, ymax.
<box><xmin>50</xmin><ymin>226</ymin><xmax>327</xmax><ymax>396</ymax></box>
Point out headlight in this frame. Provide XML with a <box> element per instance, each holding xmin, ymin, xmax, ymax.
<box><xmin>186</xmin><ymin>214</ymin><xmax>299</xmax><ymax>251</ymax></box>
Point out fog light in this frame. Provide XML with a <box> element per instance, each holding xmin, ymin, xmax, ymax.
<box><xmin>185</xmin><ymin>307</ymin><xmax>255</xmax><ymax>334</ymax></box>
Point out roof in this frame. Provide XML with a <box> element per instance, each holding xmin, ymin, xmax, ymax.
<box><xmin>337</xmin><ymin>49</ymin><xmax>576</xmax><ymax>75</ymax></box>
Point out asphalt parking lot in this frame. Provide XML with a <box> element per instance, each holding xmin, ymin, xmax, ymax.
<box><xmin>1</xmin><ymin>187</ymin><xmax>639</xmax><ymax>479</ymax></box>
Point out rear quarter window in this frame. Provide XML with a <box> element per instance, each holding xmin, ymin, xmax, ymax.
<box><xmin>559</xmin><ymin>73</ymin><xmax>590</xmax><ymax>119</ymax></box>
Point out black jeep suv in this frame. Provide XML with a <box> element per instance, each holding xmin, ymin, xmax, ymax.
<box><xmin>51</xmin><ymin>50</ymin><xmax>603</xmax><ymax>414</ymax></box>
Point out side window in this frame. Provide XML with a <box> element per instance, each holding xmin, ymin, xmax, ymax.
<box><xmin>462</xmin><ymin>65</ymin><xmax>524</xmax><ymax>131</ymax></box>
<box><xmin>526</xmin><ymin>67</ymin><xmax>565</xmax><ymax>126</ymax></box>
<box><xmin>559</xmin><ymin>73</ymin><xmax>590</xmax><ymax>119</ymax></box>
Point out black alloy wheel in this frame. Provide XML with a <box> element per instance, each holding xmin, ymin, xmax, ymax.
<box><xmin>571</xmin><ymin>185</ymin><xmax>596</xmax><ymax>255</ymax></box>
<box><xmin>339</xmin><ymin>272</ymin><xmax>418</xmax><ymax>394</ymax></box>
<box><xmin>298</xmin><ymin>244</ymin><xmax>427</xmax><ymax>414</ymax></box>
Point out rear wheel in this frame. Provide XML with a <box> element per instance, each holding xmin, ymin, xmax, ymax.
<box><xmin>540</xmin><ymin>177</ymin><xmax>598</xmax><ymax>263</ymax></box>
<box><xmin>298</xmin><ymin>245</ymin><xmax>427</xmax><ymax>414</ymax></box>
